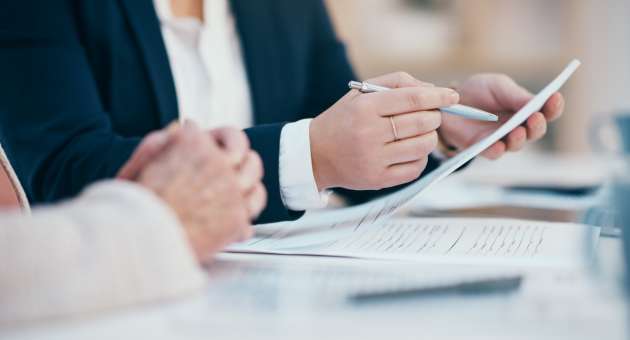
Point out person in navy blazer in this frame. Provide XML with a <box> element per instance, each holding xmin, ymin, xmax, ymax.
<box><xmin>0</xmin><ymin>0</ymin><xmax>565</xmax><ymax>223</ymax></box>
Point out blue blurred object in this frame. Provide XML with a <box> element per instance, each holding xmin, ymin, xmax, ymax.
<box><xmin>612</xmin><ymin>179</ymin><xmax>630</xmax><ymax>293</ymax></box>
<box><xmin>597</xmin><ymin>112</ymin><xmax>630</xmax><ymax>293</ymax></box>
<box><xmin>581</xmin><ymin>205</ymin><xmax>621</xmax><ymax>238</ymax></box>
<box><xmin>613</xmin><ymin>114</ymin><xmax>630</xmax><ymax>153</ymax></box>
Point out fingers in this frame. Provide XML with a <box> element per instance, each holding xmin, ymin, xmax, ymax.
<box><xmin>385</xmin><ymin>158</ymin><xmax>429</xmax><ymax>187</ymax></box>
<box><xmin>383</xmin><ymin>131</ymin><xmax>438</xmax><ymax>165</ymax></box>
<box><xmin>209</xmin><ymin>127</ymin><xmax>250</xmax><ymax>166</ymax></box>
<box><xmin>361</xmin><ymin>86</ymin><xmax>459</xmax><ymax>117</ymax></box>
<box><xmin>117</xmin><ymin>130</ymin><xmax>171</xmax><ymax>180</ymax></box>
<box><xmin>525</xmin><ymin>112</ymin><xmax>547</xmax><ymax>141</ymax></box>
<box><xmin>365</xmin><ymin>71</ymin><xmax>434</xmax><ymax>89</ymax></box>
<box><xmin>504</xmin><ymin>126</ymin><xmax>527</xmax><ymax>152</ymax></box>
<box><xmin>388</xmin><ymin>111</ymin><xmax>442</xmax><ymax>141</ymax></box>
<box><xmin>235</xmin><ymin>225</ymin><xmax>255</xmax><ymax>243</ymax></box>
<box><xmin>245</xmin><ymin>183</ymin><xmax>267</xmax><ymax>220</ymax></box>
<box><xmin>237</xmin><ymin>151</ymin><xmax>264</xmax><ymax>193</ymax></box>
<box><xmin>237</xmin><ymin>151</ymin><xmax>266</xmax><ymax>219</ymax></box>
<box><xmin>483</xmin><ymin>126</ymin><xmax>527</xmax><ymax>159</ymax></box>
<box><xmin>481</xmin><ymin>141</ymin><xmax>506</xmax><ymax>160</ymax></box>
<box><xmin>541</xmin><ymin>92</ymin><xmax>564</xmax><ymax>122</ymax></box>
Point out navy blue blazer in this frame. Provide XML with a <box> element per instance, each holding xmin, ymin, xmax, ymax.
<box><xmin>0</xmin><ymin>0</ymin><xmax>441</xmax><ymax>222</ymax></box>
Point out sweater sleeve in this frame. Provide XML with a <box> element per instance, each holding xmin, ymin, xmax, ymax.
<box><xmin>0</xmin><ymin>180</ymin><xmax>206</xmax><ymax>327</ymax></box>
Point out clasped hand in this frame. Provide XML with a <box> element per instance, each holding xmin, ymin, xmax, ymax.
<box><xmin>118</xmin><ymin>123</ymin><xmax>266</xmax><ymax>263</ymax></box>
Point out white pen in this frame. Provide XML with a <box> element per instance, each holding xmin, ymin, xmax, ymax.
<box><xmin>348</xmin><ymin>81</ymin><xmax>499</xmax><ymax>122</ymax></box>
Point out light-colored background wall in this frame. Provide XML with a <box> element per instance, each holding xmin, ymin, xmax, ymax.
<box><xmin>326</xmin><ymin>0</ymin><xmax>630</xmax><ymax>155</ymax></box>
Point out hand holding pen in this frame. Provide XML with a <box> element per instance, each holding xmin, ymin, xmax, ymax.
<box><xmin>309</xmin><ymin>72</ymin><xmax>459</xmax><ymax>192</ymax></box>
<box><xmin>349</xmin><ymin>81</ymin><xmax>498</xmax><ymax>122</ymax></box>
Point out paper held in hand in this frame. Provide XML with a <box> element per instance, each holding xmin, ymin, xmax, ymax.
<box><xmin>231</xmin><ymin>59</ymin><xmax>582</xmax><ymax>253</ymax></box>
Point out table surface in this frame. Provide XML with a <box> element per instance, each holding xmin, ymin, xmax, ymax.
<box><xmin>2</xmin><ymin>205</ymin><xmax>627</xmax><ymax>340</ymax></box>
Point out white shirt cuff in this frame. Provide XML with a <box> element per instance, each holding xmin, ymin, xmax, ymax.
<box><xmin>278</xmin><ymin>119</ymin><xmax>330</xmax><ymax>211</ymax></box>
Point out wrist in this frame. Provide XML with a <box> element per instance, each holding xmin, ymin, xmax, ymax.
<box><xmin>309</xmin><ymin>117</ymin><xmax>335</xmax><ymax>191</ymax></box>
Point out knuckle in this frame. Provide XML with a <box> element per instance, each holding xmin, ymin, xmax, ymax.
<box><xmin>399</xmin><ymin>159</ymin><xmax>428</xmax><ymax>184</ymax></box>
<box><xmin>428</xmin><ymin>131</ymin><xmax>439</xmax><ymax>150</ymax></box>
<box><xmin>401</xmin><ymin>170</ymin><xmax>417</xmax><ymax>184</ymax></box>
<box><xmin>234</xmin><ymin>129</ymin><xmax>251</xmax><ymax>149</ymax></box>
<box><xmin>254</xmin><ymin>184</ymin><xmax>267</xmax><ymax>204</ymax></box>
<box><xmin>415</xmin><ymin>115</ymin><xmax>428</xmax><ymax>133</ymax></box>
<box><xmin>417</xmin><ymin>131</ymin><xmax>438</xmax><ymax>155</ymax></box>
<box><xmin>249</xmin><ymin>152</ymin><xmax>264</xmax><ymax>178</ymax></box>
<box><xmin>407</xmin><ymin>91</ymin><xmax>426</xmax><ymax>110</ymax></box>
<box><xmin>430</xmin><ymin>111</ymin><xmax>443</xmax><ymax>129</ymax></box>
<box><xmin>440</xmin><ymin>89</ymin><xmax>457</xmax><ymax>104</ymax></box>
<box><xmin>416</xmin><ymin>112</ymin><xmax>441</xmax><ymax>133</ymax></box>
<box><xmin>496</xmin><ymin>73</ymin><xmax>512</xmax><ymax>85</ymax></box>
<box><xmin>395</xmin><ymin>71</ymin><xmax>413</xmax><ymax>83</ymax></box>
<box><xmin>387</xmin><ymin>169</ymin><xmax>410</xmax><ymax>187</ymax></box>
<box><xmin>250</xmin><ymin>150</ymin><xmax>263</xmax><ymax>168</ymax></box>
<box><xmin>142</xmin><ymin>131</ymin><xmax>164</xmax><ymax>146</ymax></box>
<box><xmin>417</xmin><ymin>157</ymin><xmax>429</xmax><ymax>173</ymax></box>
<box><xmin>365</xmin><ymin>167</ymin><xmax>386</xmax><ymax>190</ymax></box>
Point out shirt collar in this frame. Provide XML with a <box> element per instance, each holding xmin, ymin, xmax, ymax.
<box><xmin>153</xmin><ymin>0</ymin><xmax>232</xmax><ymax>29</ymax></box>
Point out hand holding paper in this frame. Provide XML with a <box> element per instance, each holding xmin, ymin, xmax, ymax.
<box><xmin>263</xmin><ymin>60</ymin><xmax>581</xmax><ymax>237</ymax></box>
<box><xmin>439</xmin><ymin>74</ymin><xmax>566</xmax><ymax>159</ymax></box>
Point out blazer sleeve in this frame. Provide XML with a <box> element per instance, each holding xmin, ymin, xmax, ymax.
<box><xmin>0</xmin><ymin>2</ymin><xmax>141</xmax><ymax>203</ymax></box>
<box><xmin>0</xmin><ymin>180</ymin><xmax>206</xmax><ymax>326</ymax></box>
<box><xmin>239</xmin><ymin>0</ymin><xmax>351</xmax><ymax>224</ymax></box>
<box><xmin>244</xmin><ymin>122</ymin><xmax>299</xmax><ymax>223</ymax></box>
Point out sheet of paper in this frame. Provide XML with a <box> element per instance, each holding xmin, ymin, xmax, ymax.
<box><xmin>230</xmin><ymin>218</ymin><xmax>599</xmax><ymax>267</ymax></box>
<box><xmin>283</xmin><ymin>60</ymin><xmax>581</xmax><ymax>234</ymax></box>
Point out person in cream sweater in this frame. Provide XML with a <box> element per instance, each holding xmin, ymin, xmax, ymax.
<box><xmin>0</xmin><ymin>123</ymin><xmax>266</xmax><ymax>327</ymax></box>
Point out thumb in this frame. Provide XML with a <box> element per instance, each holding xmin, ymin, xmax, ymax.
<box><xmin>209</xmin><ymin>127</ymin><xmax>250</xmax><ymax>166</ymax></box>
<box><xmin>492</xmin><ymin>76</ymin><xmax>533</xmax><ymax>112</ymax></box>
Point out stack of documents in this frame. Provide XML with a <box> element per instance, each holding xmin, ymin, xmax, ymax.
<box><xmin>230</xmin><ymin>218</ymin><xmax>599</xmax><ymax>267</ymax></box>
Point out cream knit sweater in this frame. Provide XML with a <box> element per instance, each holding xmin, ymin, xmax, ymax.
<box><xmin>0</xmin><ymin>181</ymin><xmax>207</xmax><ymax>327</ymax></box>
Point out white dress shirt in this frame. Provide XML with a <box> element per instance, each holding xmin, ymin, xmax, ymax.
<box><xmin>154</xmin><ymin>0</ymin><xmax>328</xmax><ymax>211</ymax></box>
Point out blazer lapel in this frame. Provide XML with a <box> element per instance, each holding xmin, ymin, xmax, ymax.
<box><xmin>230</xmin><ymin>0</ymin><xmax>283</xmax><ymax>125</ymax></box>
<box><xmin>119</xmin><ymin>0</ymin><xmax>179</xmax><ymax>126</ymax></box>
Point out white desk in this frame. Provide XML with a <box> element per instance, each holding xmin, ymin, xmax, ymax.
<box><xmin>1</xmin><ymin>232</ymin><xmax>627</xmax><ymax>340</ymax></box>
